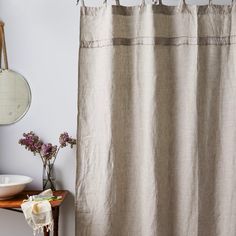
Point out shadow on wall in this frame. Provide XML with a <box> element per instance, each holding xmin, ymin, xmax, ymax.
<box><xmin>56</xmin><ymin>168</ymin><xmax>75</xmax><ymax>236</ymax></box>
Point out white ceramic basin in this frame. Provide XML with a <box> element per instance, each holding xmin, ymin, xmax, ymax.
<box><xmin>0</xmin><ymin>175</ymin><xmax>32</xmax><ymax>200</ymax></box>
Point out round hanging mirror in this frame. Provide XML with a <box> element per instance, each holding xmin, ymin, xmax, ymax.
<box><xmin>0</xmin><ymin>21</ymin><xmax>31</xmax><ymax>125</ymax></box>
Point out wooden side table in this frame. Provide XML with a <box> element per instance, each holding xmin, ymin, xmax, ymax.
<box><xmin>0</xmin><ymin>190</ymin><xmax>68</xmax><ymax>236</ymax></box>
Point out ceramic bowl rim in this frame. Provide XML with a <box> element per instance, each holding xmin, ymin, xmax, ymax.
<box><xmin>0</xmin><ymin>175</ymin><xmax>32</xmax><ymax>187</ymax></box>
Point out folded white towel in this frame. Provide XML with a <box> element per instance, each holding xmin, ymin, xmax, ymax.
<box><xmin>21</xmin><ymin>190</ymin><xmax>54</xmax><ymax>235</ymax></box>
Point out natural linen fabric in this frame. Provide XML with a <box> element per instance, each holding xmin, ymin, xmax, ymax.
<box><xmin>77</xmin><ymin>2</ymin><xmax>236</xmax><ymax>236</ymax></box>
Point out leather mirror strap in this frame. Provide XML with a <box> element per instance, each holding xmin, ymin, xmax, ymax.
<box><xmin>0</xmin><ymin>21</ymin><xmax>9</xmax><ymax>70</ymax></box>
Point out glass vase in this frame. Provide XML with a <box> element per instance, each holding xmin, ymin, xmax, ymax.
<box><xmin>42</xmin><ymin>161</ymin><xmax>56</xmax><ymax>191</ymax></box>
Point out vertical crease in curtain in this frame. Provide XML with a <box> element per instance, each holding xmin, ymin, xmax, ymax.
<box><xmin>77</xmin><ymin>3</ymin><xmax>236</xmax><ymax>236</ymax></box>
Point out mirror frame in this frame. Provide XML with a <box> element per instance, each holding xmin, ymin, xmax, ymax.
<box><xmin>0</xmin><ymin>69</ymin><xmax>32</xmax><ymax>126</ymax></box>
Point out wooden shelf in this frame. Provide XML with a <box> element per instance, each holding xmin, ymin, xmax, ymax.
<box><xmin>0</xmin><ymin>190</ymin><xmax>68</xmax><ymax>236</ymax></box>
<box><xmin>0</xmin><ymin>190</ymin><xmax>68</xmax><ymax>209</ymax></box>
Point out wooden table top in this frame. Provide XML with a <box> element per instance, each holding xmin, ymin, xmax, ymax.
<box><xmin>0</xmin><ymin>190</ymin><xmax>68</xmax><ymax>209</ymax></box>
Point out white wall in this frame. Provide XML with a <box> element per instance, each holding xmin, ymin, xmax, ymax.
<box><xmin>0</xmin><ymin>0</ymin><xmax>231</xmax><ymax>235</ymax></box>
<box><xmin>0</xmin><ymin>0</ymin><xmax>79</xmax><ymax>235</ymax></box>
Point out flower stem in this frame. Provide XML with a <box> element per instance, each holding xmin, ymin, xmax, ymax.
<box><xmin>43</xmin><ymin>161</ymin><xmax>56</xmax><ymax>191</ymax></box>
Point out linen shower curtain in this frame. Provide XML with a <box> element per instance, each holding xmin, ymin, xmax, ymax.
<box><xmin>77</xmin><ymin>1</ymin><xmax>236</xmax><ymax>235</ymax></box>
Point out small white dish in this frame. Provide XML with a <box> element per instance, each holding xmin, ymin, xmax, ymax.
<box><xmin>0</xmin><ymin>175</ymin><xmax>32</xmax><ymax>200</ymax></box>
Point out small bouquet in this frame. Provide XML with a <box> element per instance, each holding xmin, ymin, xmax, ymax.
<box><xmin>19</xmin><ymin>131</ymin><xmax>76</xmax><ymax>190</ymax></box>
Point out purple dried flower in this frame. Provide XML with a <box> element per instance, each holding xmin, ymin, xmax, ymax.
<box><xmin>40</xmin><ymin>143</ymin><xmax>57</xmax><ymax>160</ymax></box>
<box><xmin>19</xmin><ymin>131</ymin><xmax>76</xmax><ymax>164</ymax></box>
<box><xmin>59</xmin><ymin>132</ymin><xmax>69</xmax><ymax>147</ymax></box>
<box><xmin>59</xmin><ymin>132</ymin><xmax>76</xmax><ymax>148</ymax></box>
<box><xmin>18</xmin><ymin>131</ymin><xmax>43</xmax><ymax>155</ymax></box>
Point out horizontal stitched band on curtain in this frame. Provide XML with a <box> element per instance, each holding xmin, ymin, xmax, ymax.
<box><xmin>80</xmin><ymin>36</ymin><xmax>236</xmax><ymax>48</ymax></box>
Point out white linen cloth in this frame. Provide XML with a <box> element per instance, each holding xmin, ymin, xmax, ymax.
<box><xmin>77</xmin><ymin>1</ymin><xmax>236</xmax><ymax>236</ymax></box>
<box><xmin>21</xmin><ymin>189</ymin><xmax>53</xmax><ymax>235</ymax></box>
